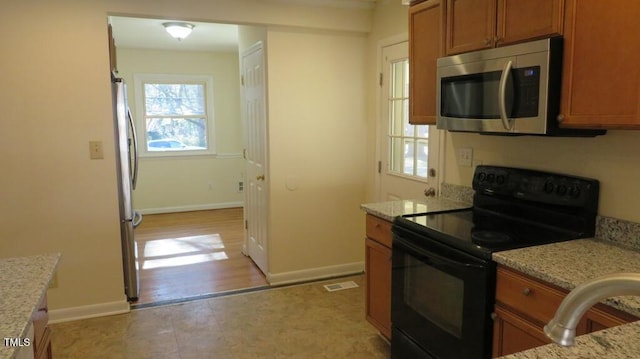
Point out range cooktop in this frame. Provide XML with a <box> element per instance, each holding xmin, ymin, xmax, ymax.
<box><xmin>393</xmin><ymin>165</ymin><xmax>600</xmax><ymax>260</ymax></box>
<box><xmin>399</xmin><ymin>209</ymin><xmax>585</xmax><ymax>259</ymax></box>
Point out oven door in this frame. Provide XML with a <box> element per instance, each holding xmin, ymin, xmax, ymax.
<box><xmin>391</xmin><ymin>226</ymin><xmax>494</xmax><ymax>359</ymax></box>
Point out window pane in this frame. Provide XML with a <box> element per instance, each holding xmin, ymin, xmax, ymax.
<box><xmin>404</xmin><ymin>139</ymin><xmax>414</xmax><ymax>176</ymax></box>
<box><xmin>390</xmin><ymin>137</ymin><xmax>404</xmax><ymax>173</ymax></box>
<box><xmin>391</xmin><ymin>61</ymin><xmax>405</xmax><ymax>98</ymax></box>
<box><xmin>144</xmin><ymin>83</ymin><xmax>205</xmax><ymax>116</ymax></box>
<box><xmin>416</xmin><ymin>140</ymin><xmax>428</xmax><ymax>178</ymax></box>
<box><xmin>390</xmin><ymin>100</ymin><xmax>404</xmax><ymax>136</ymax></box>
<box><xmin>146</xmin><ymin>117</ymin><xmax>207</xmax><ymax>151</ymax></box>
<box><xmin>417</xmin><ymin>125</ymin><xmax>429</xmax><ymax>139</ymax></box>
<box><xmin>403</xmin><ymin>99</ymin><xmax>413</xmax><ymax>137</ymax></box>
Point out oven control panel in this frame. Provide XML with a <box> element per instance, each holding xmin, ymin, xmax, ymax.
<box><xmin>472</xmin><ymin>165</ymin><xmax>599</xmax><ymax>209</ymax></box>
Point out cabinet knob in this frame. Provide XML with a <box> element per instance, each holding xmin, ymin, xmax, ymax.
<box><xmin>522</xmin><ymin>287</ymin><xmax>532</xmax><ymax>296</ymax></box>
<box><xmin>557</xmin><ymin>114</ymin><xmax>565</xmax><ymax>123</ymax></box>
<box><xmin>484</xmin><ymin>38</ymin><xmax>492</xmax><ymax>46</ymax></box>
<box><xmin>491</xmin><ymin>312</ymin><xmax>497</xmax><ymax>321</ymax></box>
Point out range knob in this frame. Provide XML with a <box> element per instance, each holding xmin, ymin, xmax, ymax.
<box><xmin>543</xmin><ymin>181</ymin><xmax>555</xmax><ymax>194</ymax></box>
<box><xmin>477</xmin><ymin>172</ymin><xmax>486</xmax><ymax>182</ymax></box>
<box><xmin>568</xmin><ymin>186</ymin><xmax>581</xmax><ymax>198</ymax></box>
<box><xmin>556</xmin><ymin>184</ymin><xmax>568</xmax><ymax>196</ymax></box>
<box><xmin>487</xmin><ymin>173</ymin><xmax>495</xmax><ymax>183</ymax></box>
<box><xmin>496</xmin><ymin>175</ymin><xmax>506</xmax><ymax>185</ymax></box>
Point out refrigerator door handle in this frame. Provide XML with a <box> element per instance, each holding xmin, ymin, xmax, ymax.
<box><xmin>127</xmin><ymin>107</ymin><xmax>139</xmax><ymax>190</ymax></box>
<box><xmin>133</xmin><ymin>210</ymin><xmax>143</xmax><ymax>228</ymax></box>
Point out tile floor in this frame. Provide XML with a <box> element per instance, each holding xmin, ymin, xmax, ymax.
<box><xmin>51</xmin><ymin>275</ymin><xmax>390</xmax><ymax>358</ymax></box>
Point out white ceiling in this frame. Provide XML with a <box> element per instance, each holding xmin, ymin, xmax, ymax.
<box><xmin>110</xmin><ymin>17</ymin><xmax>240</xmax><ymax>52</ymax></box>
<box><xmin>109</xmin><ymin>0</ymin><xmax>381</xmax><ymax>52</ymax></box>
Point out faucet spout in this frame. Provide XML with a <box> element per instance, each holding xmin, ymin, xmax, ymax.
<box><xmin>544</xmin><ymin>272</ymin><xmax>640</xmax><ymax>346</ymax></box>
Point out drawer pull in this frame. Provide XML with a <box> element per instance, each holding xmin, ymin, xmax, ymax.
<box><xmin>522</xmin><ymin>287</ymin><xmax>532</xmax><ymax>296</ymax></box>
<box><xmin>375</xmin><ymin>223</ymin><xmax>381</xmax><ymax>228</ymax></box>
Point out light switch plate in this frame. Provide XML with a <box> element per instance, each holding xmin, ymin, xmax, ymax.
<box><xmin>89</xmin><ymin>141</ymin><xmax>104</xmax><ymax>160</ymax></box>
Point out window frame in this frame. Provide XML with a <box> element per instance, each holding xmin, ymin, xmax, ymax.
<box><xmin>133</xmin><ymin>73</ymin><xmax>216</xmax><ymax>158</ymax></box>
<box><xmin>387</xmin><ymin>58</ymin><xmax>430</xmax><ymax>182</ymax></box>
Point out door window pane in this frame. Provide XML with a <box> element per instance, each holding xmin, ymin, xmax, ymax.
<box><xmin>388</xmin><ymin>59</ymin><xmax>429</xmax><ymax>179</ymax></box>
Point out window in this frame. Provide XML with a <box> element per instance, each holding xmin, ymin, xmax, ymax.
<box><xmin>388</xmin><ymin>59</ymin><xmax>429</xmax><ymax>179</ymax></box>
<box><xmin>134</xmin><ymin>74</ymin><xmax>215</xmax><ymax>156</ymax></box>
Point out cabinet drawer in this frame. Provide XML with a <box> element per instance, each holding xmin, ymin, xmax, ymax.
<box><xmin>366</xmin><ymin>214</ymin><xmax>392</xmax><ymax>248</ymax></box>
<box><xmin>495</xmin><ymin>267</ymin><xmax>566</xmax><ymax>324</ymax></box>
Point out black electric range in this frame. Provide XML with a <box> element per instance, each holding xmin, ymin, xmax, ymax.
<box><xmin>390</xmin><ymin>165</ymin><xmax>600</xmax><ymax>359</ymax></box>
<box><xmin>396</xmin><ymin>165</ymin><xmax>599</xmax><ymax>260</ymax></box>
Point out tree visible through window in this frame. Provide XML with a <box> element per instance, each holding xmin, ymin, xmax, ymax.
<box><xmin>135</xmin><ymin>74</ymin><xmax>215</xmax><ymax>154</ymax></box>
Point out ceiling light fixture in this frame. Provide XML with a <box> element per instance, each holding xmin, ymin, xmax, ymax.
<box><xmin>162</xmin><ymin>22</ymin><xmax>195</xmax><ymax>41</ymax></box>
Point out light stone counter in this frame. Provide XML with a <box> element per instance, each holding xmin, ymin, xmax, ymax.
<box><xmin>360</xmin><ymin>197</ymin><xmax>471</xmax><ymax>222</ymax></box>
<box><xmin>0</xmin><ymin>253</ymin><xmax>60</xmax><ymax>359</ymax></box>
<box><xmin>494</xmin><ymin>239</ymin><xmax>640</xmax><ymax>358</ymax></box>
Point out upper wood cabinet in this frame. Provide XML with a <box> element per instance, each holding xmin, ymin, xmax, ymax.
<box><xmin>409</xmin><ymin>0</ymin><xmax>443</xmax><ymax>125</ymax></box>
<box><xmin>558</xmin><ymin>0</ymin><xmax>640</xmax><ymax>129</ymax></box>
<box><xmin>445</xmin><ymin>0</ymin><xmax>563</xmax><ymax>55</ymax></box>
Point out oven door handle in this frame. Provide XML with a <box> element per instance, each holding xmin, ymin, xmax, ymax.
<box><xmin>395</xmin><ymin>238</ymin><xmax>485</xmax><ymax>271</ymax></box>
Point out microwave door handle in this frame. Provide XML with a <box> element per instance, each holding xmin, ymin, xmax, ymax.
<box><xmin>499</xmin><ymin>60</ymin><xmax>514</xmax><ymax>131</ymax></box>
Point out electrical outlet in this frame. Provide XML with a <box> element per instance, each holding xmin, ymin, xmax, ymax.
<box><xmin>458</xmin><ymin>147</ymin><xmax>473</xmax><ymax>167</ymax></box>
<box><xmin>237</xmin><ymin>181</ymin><xmax>244</xmax><ymax>193</ymax></box>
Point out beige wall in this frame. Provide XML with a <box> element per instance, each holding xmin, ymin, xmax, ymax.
<box><xmin>265</xmin><ymin>28</ymin><xmax>368</xmax><ymax>278</ymax></box>
<box><xmin>116</xmin><ymin>48</ymin><xmax>244</xmax><ymax>212</ymax></box>
<box><xmin>364</xmin><ymin>0</ymin><xmax>410</xmax><ymax>202</ymax></box>
<box><xmin>0</xmin><ymin>0</ymin><xmax>372</xmax><ymax>318</ymax></box>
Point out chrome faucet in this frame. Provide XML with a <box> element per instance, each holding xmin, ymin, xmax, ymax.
<box><xmin>544</xmin><ymin>273</ymin><xmax>640</xmax><ymax>346</ymax></box>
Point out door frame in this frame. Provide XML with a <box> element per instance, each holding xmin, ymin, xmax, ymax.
<box><xmin>375</xmin><ymin>34</ymin><xmax>447</xmax><ymax>201</ymax></box>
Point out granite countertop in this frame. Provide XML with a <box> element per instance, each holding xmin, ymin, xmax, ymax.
<box><xmin>494</xmin><ymin>239</ymin><xmax>640</xmax><ymax>358</ymax></box>
<box><xmin>360</xmin><ymin>197</ymin><xmax>471</xmax><ymax>221</ymax></box>
<box><xmin>0</xmin><ymin>253</ymin><xmax>60</xmax><ymax>359</ymax></box>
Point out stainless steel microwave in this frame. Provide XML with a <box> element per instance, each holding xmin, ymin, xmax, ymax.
<box><xmin>436</xmin><ymin>37</ymin><xmax>605</xmax><ymax>136</ymax></box>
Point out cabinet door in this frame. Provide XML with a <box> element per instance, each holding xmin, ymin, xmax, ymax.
<box><xmin>492</xmin><ymin>305</ymin><xmax>552</xmax><ymax>358</ymax></box>
<box><xmin>445</xmin><ymin>0</ymin><xmax>496</xmax><ymax>55</ymax></box>
<box><xmin>409</xmin><ymin>0</ymin><xmax>443</xmax><ymax>125</ymax></box>
<box><xmin>365</xmin><ymin>237</ymin><xmax>392</xmax><ymax>340</ymax></box>
<box><xmin>580</xmin><ymin>304</ymin><xmax>638</xmax><ymax>335</ymax></box>
<box><xmin>559</xmin><ymin>0</ymin><xmax>640</xmax><ymax>129</ymax></box>
<box><xmin>496</xmin><ymin>0</ymin><xmax>563</xmax><ymax>47</ymax></box>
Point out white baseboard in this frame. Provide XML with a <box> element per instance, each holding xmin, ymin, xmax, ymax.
<box><xmin>48</xmin><ymin>298</ymin><xmax>130</xmax><ymax>324</ymax></box>
<box><xmin>138</xmin><ymin>201</ymin><xmax>244</xmax><ymax>215</ymax></box>
<box><xmin>267</xmin><ymin>261</ymin><xmax>365</xmax><ymax>286</ymax></box>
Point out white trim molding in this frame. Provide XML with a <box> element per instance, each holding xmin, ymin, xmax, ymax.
<box><xmin>49</xmin><ymin>298</ymin><xmax>130</xmax><ymax>324</ymax></box>
<box><xmin>267</xmin><ymin>261</ymin><xmax>365</xmax><ymax>286</ymax></box>
<box><xmin>138</xmin><ymin>201</ymin><xmax>244</xmax><ymax>215</ymax></box>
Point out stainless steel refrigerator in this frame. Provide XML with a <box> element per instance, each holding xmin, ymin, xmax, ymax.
<box><xmin>111</xmin><ymin>72</ymin><xmax>142</xmax><ymax>302</ymax></box>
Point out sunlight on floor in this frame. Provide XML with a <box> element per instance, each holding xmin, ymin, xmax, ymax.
<box><xmin>139</xmin><ymin>234</ymin><xmax>229</xmax><ymax>269</ymax></box>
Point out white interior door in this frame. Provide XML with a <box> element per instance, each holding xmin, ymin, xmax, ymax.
<box><xmin>378</xmin><ymin>41</ymin><xmax>441</xmax><ymax>201</ymax></box>
<box><xmin>241</xmin><ymin>42</ymin><xmax>268</xmax><ymax>275</ymax></box>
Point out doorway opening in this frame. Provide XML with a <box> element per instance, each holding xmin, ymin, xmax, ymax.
<box><xmin>109</xmin><ymin>15</ymin><xmax>269</xmax><ymax>307</ymax></box>
<box><xmin>133</xmin><ymin>208</ymin><xmax>268</xmax><ymax>307</ymax></box>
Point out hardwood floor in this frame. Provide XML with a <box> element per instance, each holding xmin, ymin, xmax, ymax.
<box><xmin>132</xmin><ymin>208</ymin><xmax>268</xmax><ymax>306</ymax></box>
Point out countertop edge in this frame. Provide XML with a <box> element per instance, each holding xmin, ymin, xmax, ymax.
<box><xmin>0</xmin><ymin>253</ymin><xmax>61</xmax><ymax>359</ymax></box>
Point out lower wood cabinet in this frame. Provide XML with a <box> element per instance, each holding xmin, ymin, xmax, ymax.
<box><xmin>365</xmin><ymin>214</ymin><xmax>392</xmax><ymax>340</ymax></box>
<box><xmin>493</xmin><ymin>266</ymin><xmax>638</xmax><ymax>357</ymax></box>
<box><xmin>33</xmin><ymin>295</ymin><xmax>53</xmax><ymax>359</ymax></box>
